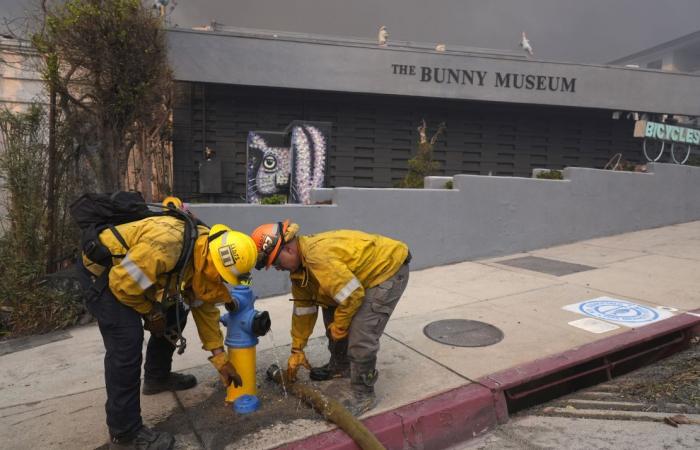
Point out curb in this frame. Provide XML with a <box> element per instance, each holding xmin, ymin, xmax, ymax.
<box><xmin>277</xmin><ymin>310</ymin><xmax>700</xmax><ymax>450</ymax></box>
<box><xmin>281</xmin><ymin>383</ymin><xmax>496</xmax><ymax>450</ymax></box>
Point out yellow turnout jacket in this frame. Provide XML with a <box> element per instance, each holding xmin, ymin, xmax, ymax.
<box><xmin>82</xmin><ymin>216</ymin><xmax>231</xmax><ymax>350</ymax></box>
<box><xmin>289</xmin><ymin>230</ymin><xmax>408</xmax><ymax>351</ymax></box>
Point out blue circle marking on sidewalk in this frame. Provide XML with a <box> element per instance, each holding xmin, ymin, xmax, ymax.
<box><xmin>578</xmin><ymin>299</ymin><xmax>659</xmax><ymax>323</ymax></box>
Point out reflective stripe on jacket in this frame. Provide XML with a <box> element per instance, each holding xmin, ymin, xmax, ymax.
<box><xmin>289</xmin><ymin>230</ymin><xmax>408</xmax><ymax>350</ymax></box>
<box><xmin>81</xmin><ymin>216</ymin><xmax>231</xmax><ymax>351</ymax></box>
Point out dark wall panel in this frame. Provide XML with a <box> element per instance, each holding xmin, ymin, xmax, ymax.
<box><xmin>173</xmin><ymin>82</ymin><xmax>643</xmax><ymax>202</ymax></box>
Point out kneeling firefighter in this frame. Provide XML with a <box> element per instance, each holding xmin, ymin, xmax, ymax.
<box><xmin>250</xmin><ymin>220</ymin><xmax>411</xmax><ymax>416</ymax></box>
<box><xmin>73</xmin><ymin>193</ymin><xmax>260</xmax><ymax>450</ymax></box>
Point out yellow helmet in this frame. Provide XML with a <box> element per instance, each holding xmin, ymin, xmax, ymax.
<box><xmin>207</xmin><ymin>224</ymin><xmax>258</xmax><ymax>285</ymax></box>
<box><xmin>162</xmin><ymin>196</ymin><xmax>183</xmax><ymax>209</ymax></box>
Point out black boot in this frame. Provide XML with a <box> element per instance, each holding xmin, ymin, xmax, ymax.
<box><xmin>143</xmin><ymin>372</ymin><xmax>197</xmax><ymax>395</ymax></box>
<box><xmin>310</xmin><ymin>337</ymin><xmax>350</xmax><ymax>381</ymax></box>
<box><xmin>110</xmin><ymin>426</ymin><xmax>174</xmax><ymax>450</ymax></box>
<box><xmin>310</xmin><ymin>357</ymin><xmax>350</xmax><ymax>381</ymax></box>
<box><xmin>341</xmin><ymin>363</ymin><xmax>378</xmax><ymax>416</ymax></box>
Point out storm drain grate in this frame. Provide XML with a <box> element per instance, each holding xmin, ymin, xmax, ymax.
<box><xmin>503</xmin><ymin>329</ymin><xmax>692</xmax><ymax>413</ymax></box>
<box><xmin>423</xmin><ymin>319</ymin><xmax>504</xmax><ymax>347</ymax></box>
<box><xmin>497</xmin><ymin>255</ymin><xmax>595</xmax><ymax>276</ymax></box>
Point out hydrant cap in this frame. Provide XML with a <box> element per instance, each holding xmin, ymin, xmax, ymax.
<box><xmin>233</xmin><ymin>394</ymin><xmax>260</xmax><ymax>414</ymax></box>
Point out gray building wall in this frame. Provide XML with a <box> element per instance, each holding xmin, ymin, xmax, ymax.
<box><xmin>173</xmin><ymin>82</ymin><xmax>644</xmax><ymax>201</ymax></box>
<box><xmin>168</xmin><ymin>29</ymin><xmax>700</xmax><ymax>116</ymax></box>
<box><xmin>189</xmin><ymin>162</ymin><xmax>700</xmax><ymax>298</ymax></box>
<box><xmin>0</xmin><ymin>37</ymin><xmax>46</xmax><ymax>234</ymax></box>
<box><xmin>0</xmin><ymin>37</ymin><xmax>45</xmax><ymax>111</ymax></box>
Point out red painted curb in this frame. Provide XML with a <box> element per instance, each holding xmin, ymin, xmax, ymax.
<box><xmin>278</xmin><ymin>310</ymin><xmax>700</xmax><ymax>450</ymax></box>
<box><xmin>279</xmin><ymin>383</ymin><xmax>498</xmax><ymax>450</ymax></box>
<box><xmin>478</xmin><ymin>309</ymin><xmax>700</xmax><ymax>391</ymax></box>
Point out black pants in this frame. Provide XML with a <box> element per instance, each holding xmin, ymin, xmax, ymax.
<box><xmin>77</xmin><ymin>262</ymin><xmax>188</xmax><ymax>440</ymax></box>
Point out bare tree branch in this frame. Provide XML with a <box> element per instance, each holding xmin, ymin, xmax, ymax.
<box><xmin>33</xmin><ymin>0</ymin><xmax>173</xmax><ymax>193</ymax></box>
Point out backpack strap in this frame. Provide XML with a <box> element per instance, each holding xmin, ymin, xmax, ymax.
<box><xmin>165</xmin><ymin>211</ymin><xmax>197</xmax><ymax>276</ymax></box>
<box><xmin>82</xmin><ymin>225</ymin><xmax>113</xmax><ymax>267</ymax></box>
<box><xmin>168</xmin><ymin>209</ymin><xmax>198</xmax><ymax>356</ymax></box>
<box><xmin>107</xmin><ymin>224</ymin><xmax>129</xmax><ymax>259</ymax></box>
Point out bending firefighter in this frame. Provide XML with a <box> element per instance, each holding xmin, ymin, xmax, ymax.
<box><xmin>251</xmin><ymin>220</ymin><xmax>411</xmax><ymax>416</ymax></box>
<box><xmin>76</xmin><ymin>198</ymin><xmax>257</xmax><ymax>450</ymax></box>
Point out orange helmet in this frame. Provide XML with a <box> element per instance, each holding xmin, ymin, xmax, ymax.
<box><xmin>251</xmin><ymin>220</ymin><xmax>290</xmax><ymax>270</ymax></box>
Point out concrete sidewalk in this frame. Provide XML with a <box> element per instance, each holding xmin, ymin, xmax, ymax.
<box><xmin>1</xmin><ymin>221</ymin><xmax>700</xmax><ymax>449</ymax></box>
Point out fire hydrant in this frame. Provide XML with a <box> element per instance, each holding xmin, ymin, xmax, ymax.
<box><xmin>220</xmin><ymin>284</ymin><xmax>271</xmax><ymax>413</ymax></box>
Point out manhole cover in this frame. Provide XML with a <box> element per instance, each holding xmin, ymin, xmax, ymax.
<box><xmin>423</xmin><ymin>319</ymin><xmax>504</xmax><ymax>347</ymax></box>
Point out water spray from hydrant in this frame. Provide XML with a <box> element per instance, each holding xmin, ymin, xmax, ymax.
<box><xmin>266</xmin><ymin>329</ymin><xmax>288</xmax><ymax>398</ymax></box>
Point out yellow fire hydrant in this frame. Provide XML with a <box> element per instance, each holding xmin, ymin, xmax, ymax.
<box><xmin>219</xmin><ymin>285</ymin><xmax>271</xmax><ymax>413</ymax></box>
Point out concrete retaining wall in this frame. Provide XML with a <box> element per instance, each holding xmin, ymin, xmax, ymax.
<box><xmin>190</xmin><ymin>162</ymin><xmax>700</xmax><ymax>298</ymax></box>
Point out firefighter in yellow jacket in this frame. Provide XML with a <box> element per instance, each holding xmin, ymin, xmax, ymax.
<box><xmin>78</xmin><ymin>206</ymin><xmax>257</xmax><ymax>450</ymax></box>
<box><xmin>251</xmin><ymin>220</ymin><xmax>410</xmax><ymax>416</ymax></box>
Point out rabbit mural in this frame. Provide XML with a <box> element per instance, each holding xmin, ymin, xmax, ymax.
<box><xmin>246</xmin><ymin>122</ymin><xmax>330</xmax><ymax>204</ymax></box>
<box><xmin>246</xmin><ymin>132</ymin><xmax>291</xmax><ymax>203</ymax></box>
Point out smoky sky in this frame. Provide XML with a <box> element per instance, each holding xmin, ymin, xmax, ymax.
<box><xmin>1</xmin><ymin>0</ymin><xmax>699</xmax><ymax>63</ymax></box>
<box><xmin>166</xmin><ymin>0</ymin><xmax>700</xmax><ymax>64</ymax></box>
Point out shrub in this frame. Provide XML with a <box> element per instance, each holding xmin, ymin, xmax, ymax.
<box><xmin>399</xmin><ymin>120</ymin><xmax>446</xmax><ymax>188</ymax></box>
<box><xmin>686</xmin><ymin>155</ymin><xmax>700</xmax><ymax>167</ymax></box>
<box><xmin>0</xmin><ymin>240</ymin><xmax>82</xmax><ymax>337</ymax></box>
<box><xmin>536</xmin><ymin>170</ymin><xmax>563</xmax><ymax>180</ymax></box>
<box><xmin>260</xmin><ymin>194</ymin><xmax>288</xmax><ymax>204</ymax></box>
<box><xmin>0</xmin><ymin>106</ymin><xmax>83</xmax><ymax>338</ymax></box>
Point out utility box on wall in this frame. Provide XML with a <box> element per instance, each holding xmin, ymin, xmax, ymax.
<box><xmin>198</xmin><ymin>159</ymin><xmax>223</xmax><ymax>194</ymax></box>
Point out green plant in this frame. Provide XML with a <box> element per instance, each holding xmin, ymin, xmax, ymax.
<box><xmin>0</xmin><ymin>106</ymin><xmax>47</xmax><ymax>263</ymax></box>
<box><xmin>399</xmin><ymin>120</ymin><xmax>446</xmax><ymax>188</ymax></box>
<box><xmin>0</xmin><ymin>106</ymin><xmax>83</xmax><ymax>338</ymax></box>
<box><xmin>536</xmin><ymin>169</ymin><xmax>564</xmax><ymax>180</ymax></box>
<box><xmin>260</xmin><ymin>194</ymin><xmax>288</xmax><ymax>205</ymax></box>
<box><xmin>0</xmin><ymin>241</ymin><xmax>82</xmax><ymax>338</ymax></box>
<box><xmin>686</xmin><ymin>155</ymin><xmax>700</xmax><ymax>167</ymax></box>
<box><xmin>444</xmin><ymin>180</ymin><xmax>453</xmax><ymax>189</ymax></box>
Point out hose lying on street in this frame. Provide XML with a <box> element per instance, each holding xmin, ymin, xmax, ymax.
<box><xmin>266</xmin><ymin>364</ymin><xmax>386</xmax><ymax>450</ymax></box>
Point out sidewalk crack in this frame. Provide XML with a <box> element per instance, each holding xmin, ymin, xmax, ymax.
<box><xmin>11</xmin><ymin>409</ymin><xmax>56</xmax><ymax>426</ymax></box>
<box><xmin>383</xmin><ymin>332</ymin><xmax>490</xmax><ymax>391</ymax></box>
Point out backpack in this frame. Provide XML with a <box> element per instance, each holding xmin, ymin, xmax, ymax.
<box><xmin>69</xmin><ymin>191</ymin><xmax>195</xmax><ymax>274</ymax></box>
<box><xmin>70</xmin><ymin>192</ymin><xmax>153</xmax><ymax>266</ymax></box>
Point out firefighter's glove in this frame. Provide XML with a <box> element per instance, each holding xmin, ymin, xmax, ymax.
<box><xmin>328</xmin><ymin>322</ymin><xmax>349</xmax><ymax>341</ymax></box>
<box><xmin>209</xmin><ymin>352</ymin><xmax>243</xmax><ymax>388</ymax></box>
<box><xmin>287</xmin><ymin>349</ymin><xmax>311</xmax><ymax>383</ymax></box>
<box><xmin>143</xmin><ymin>305</ymin><xmax>166</xmax><ymax>337</ymax></box>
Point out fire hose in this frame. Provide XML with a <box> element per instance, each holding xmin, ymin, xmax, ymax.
<box><xmin>266</xmin><ymin>364</ymin><xmax>386</xmax><ymax>450</ymax></box>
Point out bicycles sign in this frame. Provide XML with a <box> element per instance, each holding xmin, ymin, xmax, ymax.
<box><xmin>633</xmin><ymin>120</ymin><xmax>700</xmax><ymax>164</ymax></box>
